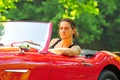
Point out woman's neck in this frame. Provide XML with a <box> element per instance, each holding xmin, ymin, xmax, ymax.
<box><xmin>61</xmin><ymin>38</ymin><xmax>73</xmax><ymax>47</ymax></box>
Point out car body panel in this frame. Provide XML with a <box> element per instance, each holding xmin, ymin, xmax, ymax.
<box><xmin>0</xmin><ymin>47</ymin><xmax>52</xmax><ymax>80</ymax></box>
<box><xmin>49</xmin><ymin>51</ymin><xmax>120</xmax><ymax>80</ymax></box>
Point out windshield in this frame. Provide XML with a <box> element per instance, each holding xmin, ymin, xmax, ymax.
<box><xmin>0</xmin><ymin>21</ymin><xmax>52</xmax><ymax>52</ymax></box>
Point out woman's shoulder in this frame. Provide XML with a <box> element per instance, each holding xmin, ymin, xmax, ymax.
<box><xmin>49</xmin><ymin>38</ymin><xmax>60</xmax><ymax>48</ymax></box>
<box><xmin>50</xmin><ymin>38</ymin><xmax>60</xmax><ymax>43</ymax></box>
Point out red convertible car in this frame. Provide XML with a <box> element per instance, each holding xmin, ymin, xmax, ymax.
<box><xmin>0</xmin><ymin>21</ymin><xmax>120</xmax><ymax>80</ymax></box>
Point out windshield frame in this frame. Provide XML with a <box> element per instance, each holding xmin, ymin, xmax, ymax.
<box><xmin>0</xmin><ymin>21</ymin><xmax>52</xmax><ymax>53</ymax></box>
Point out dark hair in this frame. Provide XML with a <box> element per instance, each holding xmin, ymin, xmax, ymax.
<box><xmin>58</xmin><ymin>18</ymin><xmax>79</xmax><ymax>39</ymax></box>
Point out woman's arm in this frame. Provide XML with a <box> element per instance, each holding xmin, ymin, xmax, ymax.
<box><xmin>49</xmin><ymin>45</ymin><xmax>81</xmax><ymax>56</ymax></box>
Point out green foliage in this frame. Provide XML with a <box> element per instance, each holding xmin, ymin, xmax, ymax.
<box><xmin>75</xmin><ymin>13</ymin><xmax>102</xmax><ymax>43</ymax></box>
<box><xmin>0</xmin><ymin>23</ymin><xmax>4</xmax><ymax>36</ymax></box>
<box><xmin>59</xmin><ymin>0</ymin><xmax>99</xmax><ymax>19</ymax></box>
<box><xmin>4</xmin><ymin>0</ymin><xmax>120</xmax><ymax>51</ymax></box>
<box><xmin>87</xmin><ymin>0</ymin><xmax>120</xmax><ymax>51</ymax></box>
<box><xmin>0</xmin><ymin>0</ymin><xmax>17</xmax><ymax>21</ymax></box>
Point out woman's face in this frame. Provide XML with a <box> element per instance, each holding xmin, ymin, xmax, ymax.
<box><xmin>59</xmin><ymin>21</ymin><xmax>74</xmax><ymax>39</ymax></box>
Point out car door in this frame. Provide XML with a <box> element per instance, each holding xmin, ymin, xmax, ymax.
<box><xmin>49</xmin><ymin>54</ymin><xmax>86</xmax><ymax>80</ymax></box>
<box><xmin>0</xmin><ymin>52</ymin><xmax>52</xmax><ymax>80</ymax></box>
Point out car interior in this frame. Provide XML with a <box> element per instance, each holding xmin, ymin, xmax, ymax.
<box><xmin>80</xmin><ymin>49</ymin><xmax>97</xmax><ymax>58</ymax></box>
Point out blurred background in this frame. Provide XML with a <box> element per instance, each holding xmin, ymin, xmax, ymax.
<box><xmin>0</xmin><ymin>0</ymin><xmax>120</xmax><ymax>51</ymax></box>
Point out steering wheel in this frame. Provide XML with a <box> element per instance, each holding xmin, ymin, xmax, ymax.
<box><xmin>11</xmin><ymin>41</ymin><xmax>41</xmax><ymax>53</ymax></box>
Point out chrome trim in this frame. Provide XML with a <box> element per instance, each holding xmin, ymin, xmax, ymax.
<box><xmin>5</xmin><ymin>69</ymin><xmax>28</xmax><ymax>73</ymax></box>
<box><xmin>81</xmin><ymin>62</ymin><xmax>93</xmax><ymax>66</ymax></box>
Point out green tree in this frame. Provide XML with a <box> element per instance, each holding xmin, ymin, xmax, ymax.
<box><xmin>95</xmin><ymin>0</ymin><xmax>120</xmax><ymax>51</ymax></box>
<box><xmin>6</xmin><ymin>0</ymin><xmax>99</xmax><ymax>40</ymax></box>
<box><xmin>0</xmin><ymin>0</ymin><xmax>17</xmax><ymax>21</ymax></box>
<box><xmin>4</xmin><ymin>0</ymin><xmax>120</xmax><ymax>51</ymax></box>
<box><xmin>59</xmin><ymin>0</ymin><xmax>99</xmax><ymax>19</ymax></box>
<box><xmin>78</xmin><ymin>0</ymin><xmax>120</xmax><ymax>51</ymax></box>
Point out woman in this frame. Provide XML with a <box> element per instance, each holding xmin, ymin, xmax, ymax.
<box><xmin>49</xmin><ymin>18</ymin><xmax>81</xmax><ymax>56</ymax></box>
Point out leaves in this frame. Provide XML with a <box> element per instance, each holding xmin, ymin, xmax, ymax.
<box><xmin>59</xmin><ymin>0</ymin><xmax>99</xmax><ymax>19</ymax></box>
<box><xmin>2</xmin><ymin>0</ymin><xmax>120</xmax><ymax>51</ymax></box>
<box><xmin>0</xmin><ymin>0</ymin><xmax>17</xmax><ymax>21</ymax></box>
